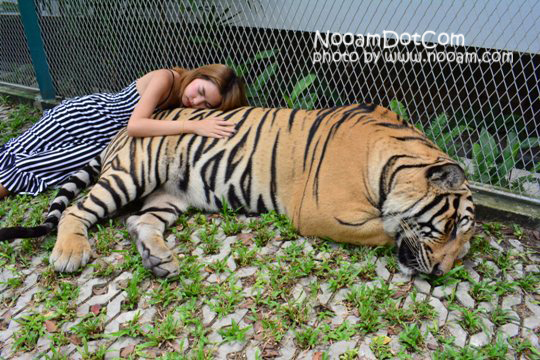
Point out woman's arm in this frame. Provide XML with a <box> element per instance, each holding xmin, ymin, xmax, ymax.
<box><xmin>127</xmin><ymin>69</ymin><xmax>182</xmax><ymax>137</ymax></box>
<box><xmin>126</xmin><ymin>70</ymin><xmax>236</xmax><ymax>138</ymax></box>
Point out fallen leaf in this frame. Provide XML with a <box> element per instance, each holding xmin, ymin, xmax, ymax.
<box><xmin>239</xmin><ymin>298</ymin><xmax>255</xmax><ymax>309</ymax></box>
<box><xmin>262</xmin><ymin>348</ymin><xmax>280</xmax><ymax>358</ymax></box>
<box><xmin>254</xmin><ymin>322</ymin><xmax>264</xmax><ymax>341</ymax></box>
<box><xmin>44</xmin><ymin>320</ymin><xmax>58</xmax><ymax>333</ymax></box>
<box><xmin>387</xmin><ymin>325</ymin><xmax>400</xmax><ymax>336</ymax></box>
<box><xmin>237</xmin><ymin>233</ymin><xmax>255</xmax><ymax>245</ymax></box>
<box><xmin>69</xmin><ymin>334</ymin><xmax>82</xmax><ymax>346</ymax></box>
<box><xmin>90</xmin><ymin>304</ymin><xmax>101</xmax><ymax>315</ymax></box>
<box><xmin>312</xmin><ymin>352</ymin><xmax>324</xmax><ymax>360</ymax></box>
<box><xmin>120</xmin><ymin>344</ymin><xmax>135</xmax><ymax>358</ymax></box>
<box><xmin>169</xmin><ymin>340</ymin><xmax>185</xmax><ymax>352</ymax></box>
<box><xmin>92</xmin><ymin>285</ymin><xmax>108</xmax><ymax>295</ymax></box>
<box><xmin>372</xmin><ymin>335</ymin><xmax>392</xmax><ymax>345</ymax></box>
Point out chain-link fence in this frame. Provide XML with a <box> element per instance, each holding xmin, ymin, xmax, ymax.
<box><xmin>0</xmin><ymin>1</ymin><xmax>37</xmax><ymax>88</ymax></box>
<box><xmin>1</xmin><ymin>0</ymin><xmax>539</xmax><ymax>200</ymax></box>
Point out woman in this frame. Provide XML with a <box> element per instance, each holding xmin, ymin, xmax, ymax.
<box><xmin>0</xmin><ymin>64</ymin><xmax>248</xmax><ymax>199</ymax></box>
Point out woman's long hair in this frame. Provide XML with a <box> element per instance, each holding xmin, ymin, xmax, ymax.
<box><xmin>172</xmin><ymin>64</ymin><xmax>248</xmax><ymax>111</ymax></box>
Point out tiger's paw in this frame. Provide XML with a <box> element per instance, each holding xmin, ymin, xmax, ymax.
<box><xmin>137</xmin><ymin>237</ymin><xmax>180</xmax><ymax>278</ymax></box>
<box><xmin>49</xmin><ymin>234</ymin><xmax>92</xmax><ymax>273</ymax></box>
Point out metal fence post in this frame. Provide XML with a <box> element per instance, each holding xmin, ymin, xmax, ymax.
<box><xmin>17</xmin><ymin>0</ymin><xmax>55</xmax><ymax>100</ymax></box>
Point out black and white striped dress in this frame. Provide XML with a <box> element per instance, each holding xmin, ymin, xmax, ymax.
<box><xmin>0</xmin><ymin>81</ymin><xmax>141</xmax><ymax>195</ymax></box>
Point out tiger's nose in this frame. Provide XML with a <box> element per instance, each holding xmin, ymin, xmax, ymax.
<box><xmin>431</xmin><ymin>264</ymin><xmax>443</xmax><ymax>276</ymax></box>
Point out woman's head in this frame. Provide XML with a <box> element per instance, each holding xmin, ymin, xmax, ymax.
<box><xmin>175</xmin><ymin>64</ymin><xmax>248</xmax><ymax>111</ymax></box>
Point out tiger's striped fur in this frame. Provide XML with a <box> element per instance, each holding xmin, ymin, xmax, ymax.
<box><xmin>0</xmin><ymin>104</ymin><xmax>475</xmax><ymax>277</ymax></box>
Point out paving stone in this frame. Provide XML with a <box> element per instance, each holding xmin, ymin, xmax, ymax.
<box><xmin>391</xmin><ymin>272</ymin><xmax>412</xmax><ymax>284</ymax></box>
<box><xmin>404</xmin><ymin>292</ymin><xmax>427</xmax><ymax>308</ymax></box>
<box><xmin>511</xmin><ymin>263</ymin><xmax>524</xmax><ymax>279</ymax></box>
<box><xmin>523</xmin><ymin>316</ymin><xmax>540</xmax><ymax>329</ymax></box>
<box><xmin>499</xmin><ymin>323</ymin><xmax>520</xmax><ymax>338</ymax></box>
<box><xmin>521</xmin><ymin>328</ymin><xmax>540</xmax><ymax>349</ymax></box>
<box><xmin>202</xmin><ymin>236</ymin><xmax>235</xmax><ymax>263</ymax></box>
<box><xmin>508</xmin><ymin>239</ymin><xmax>524</xmax><ymax>252</ymax></box>
<box><xmin>456</xmin><ymin>282</ymin><xmax>475</xmax><ymax>308</ymax></box>
<box><xmin>244</xmin><ymin>341</ymin><xmax>264</xmax><ymax>360</ymax></box>
<box><xmin>525</xmin><ymin>264</ymin><xmax>539</xmax><ymax>272</ymax></box>
<box><xmin>105</xmin><ymin>308</ymin><xmax>156</xmax><ymax>333</ymax></box>
<box><xmin>202</xmin><ymin>304</ymin><xmax>217</xmax><ymax>326</ymax></box>
<box><xmin>465</xmin><ymin>267</ymin><xmax>481</xmax><ymax>282</ymax></box>
<box><xmin>236</xmin><ymin>266</ymin><xmax>258</xmax><ymax>278</ymax></box>
<box><xmin>528</xmin><ymin>254</ymin><xmax>540</xmax><ymax>262</ymax></box>
<box><xmin>317</xmin><ymin>282</ymin><xmax>333</xmax><ymax>305</ymax></box>
<box><xmin>477</xmin><ymin>301</ymin><xmax>495</xmax><ymax>312</ymax></box>
<box><xmin>207</xmin><ymin>272</ymin><xmax>230</xmax><ymax>283</ymax></box>
<box><xmin>327</xmin><ymin>340</ymin><xmax>357</xmax><ymax>357</ymax></box>
<box><xmin>212</xmin><ymin>309</ymin><xmax>248</xmax><ymax>329</ymax></box>
<box><xmin>432</xmin><ymin>284</ymin><xmax>457</xmax><ymax>299</ymax></box>
<box><xmin>298</xmin><ymin>275</ymin><xmax>317</xmax><ymax>287</ymax></box>
<box><xmin>489</xmin><ymin>239</ymin><xmax>504</xmax><ymax>252</ymax></box>
<box><xmin>77</xmin><ymin>273</ymin><xmax>130</xmax><ymax>317</ymax></box>
<box><xmin>469</xmin><ymin>331</ymin><xmax>491</xmax><ymax>347</ymax></box>
<box><xmin>260</xmin><ymin>239</ymin><xmax>283</xmax><ymax>256</ymax></box>
<box><xmin>71</xmin><ymin>339</ymin><xmax>108</xmax><ymax>359</ymax></box>
<box><xmin>12</xmin><ymin>286</ymin><xmax>40</xmax><ymax>314</ymax></box>
<box><xmin>76</xmin><ymin>278</ymin><xmax>108</xmax><ymax>304</ymax></box>
<box><xmin>502</xmin><ymin>294</ymin><xmax>522</xmax><ymax>309</ymax></box>
<box><xmin>413</xmin><ymin>277</ymin><xmax>431</xmax><ymax>294</ymax></box>
<box><xmin>332</xmin><ymin>288</ymin><xmax>350</xmax><ymax>304</ymax></box>
<box><xmin>275</xmin><ymin>331</ymin><xmax>296</xmax><ymax>360</ymax></box>
<box><xmin>105</xmin><ymin>337</ymin><xmax>141</xmax><ymax>360</ymax></box>
<box><xmin>375</xmin><ymin>257</ymin><xmax>391</xmax><ymax>281</ymax></box>
<box><xmin>216</xmin><ymin>341</ymin><xmax>245</xmax><ymax>359</ymax></box>
<box><xmin>291</xmin><ymin>283</ymin><xmax>307</xmax><ymax>303</ymax></box>
<box><xmin>357</xmin><ymin>339</ymin><xmax>377</xmax><ymax>359</ymax></box>
<box><xmin>445</xmin><ymin>322</ymin><xmax>468</xmax><ymax>347</ymax></box>
<box><xmin>524</xmin><ymin>295</ymin><xmax>540</xmax><ymax>317</ymax></box>
<box><xmin>428</xmin><ymin>297</ymin><xmax>448</xmax><ymax>326</ymax></box>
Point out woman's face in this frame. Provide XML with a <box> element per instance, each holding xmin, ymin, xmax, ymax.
<box><xmin>182</xmin><ymin>78</ymin><xmax>222</xmax><ymax>109</ymax></box>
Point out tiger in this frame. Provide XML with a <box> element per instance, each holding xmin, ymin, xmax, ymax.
<box><xmin>0</xmin><ymin>104</ymin><xmax>475</xmax><ymax>277</ymax></box>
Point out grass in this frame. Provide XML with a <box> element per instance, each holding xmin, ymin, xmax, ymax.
<box><xmin>0</xmin><ymin>103</ymin><xmax>539</xmax><ymax>357</ymax></box>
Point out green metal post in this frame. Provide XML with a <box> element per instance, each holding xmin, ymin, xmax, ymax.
<box><xmin>18</xmin><ymin>0</ymin><xmax>55</xmax><ymax>100</ymax></box>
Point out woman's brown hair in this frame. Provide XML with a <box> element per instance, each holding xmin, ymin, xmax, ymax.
<box><xmin>172</xmin><ymin>64</ymin><xmax>248</xmax><ymax>111</ymax></box>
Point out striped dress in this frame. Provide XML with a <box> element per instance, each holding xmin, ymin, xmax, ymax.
<box><xmin>0</xmin><ymin>81</ymin><xmax>141</xmax><ymax>195</ymax></box>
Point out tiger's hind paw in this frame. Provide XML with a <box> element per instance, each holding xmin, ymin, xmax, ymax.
<box><xmin>49</xmin><ymin>235</ymin><xmax>92</xmax><ymax>273</ymax></box>
<box><xmin>137</xmin><ymin>238</ymin><xmax>180</xmax><ymax>278</ymax></box>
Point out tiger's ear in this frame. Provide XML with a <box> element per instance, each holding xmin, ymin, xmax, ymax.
<box><xmin>427</xmin><ymin>163</ymin><xmax>465</xmax><ymax>190</ymax></box>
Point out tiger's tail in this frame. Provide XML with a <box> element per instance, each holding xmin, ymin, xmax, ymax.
<box><xmin>0</xmin><ymin>156</ymin><xmax>102</xmax><ymax>241</ymax></box>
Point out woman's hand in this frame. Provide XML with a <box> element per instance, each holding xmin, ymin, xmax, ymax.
<box><xmin>191</xmin><ymin>117</ymin><xmax>236</xmax><ymax>138</ymax></box>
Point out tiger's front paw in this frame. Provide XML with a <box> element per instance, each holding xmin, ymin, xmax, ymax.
<box><xmin>137</xmin><ymin>237</ymin><xmax>180</xmax><ymax>278</ymax></box>
<box><xmin>49</xmin><ymin>234</ymin><xmax>92</xmax><ymax>273</ymax></box>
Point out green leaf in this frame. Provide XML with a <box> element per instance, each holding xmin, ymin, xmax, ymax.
<box><xmin>255</xmin><ymin>49</ymin><xmax>277</xmax><ymax>60</ymax></box>
<box><xmin>500</xmin><ymin>132</ymin><xmax>520</xmax><ymax>178</ymax></box>
<box><xmin>389</xmin><ymin>99</ymin><xmax>409</xmax><ymax>121</ymax></box>
<box><xmin>477</xmin><ymin>129</ymin><xmax>498</xmax><ymax>166</ymax></box>
<box><xmin>248</xmin><ymin>63</ymin><xmax>278</xmax><ymax>96</ymax></box>
<box><xmin>288</xmin><ymin>74</ymin><xmax>317</xmax><ymax>103</ymax></box>
<box><xmin>521</xmin><ymin>137</ymin><xmax>540</xmax><ymax>150</ymax></box>
<box><xmin>294</xmin><ymin>92</ymin><xmax>318</xmax><ymax>110</ymax></box>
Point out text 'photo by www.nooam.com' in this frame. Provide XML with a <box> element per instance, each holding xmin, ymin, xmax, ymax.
<box><xmin>312</xmin><ymin>30</ymin><xmax>514</xmax><ymax>64</ymax></box>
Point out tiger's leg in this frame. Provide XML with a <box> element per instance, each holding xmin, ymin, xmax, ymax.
<box><xmin>126</xmin><ymin>189</ymin><xmax>186</xmax><ymax>278</ymax></box>
<box><xmin>50</xmin><ymin>169</ymin><xmax>159</xmax><ymax>273</ymax></box>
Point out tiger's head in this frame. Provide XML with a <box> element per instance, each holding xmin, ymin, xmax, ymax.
<box><xmin>381</xmin><ymin>159</ymin><xmax>475</xmax><ymax>276</ymax></box>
